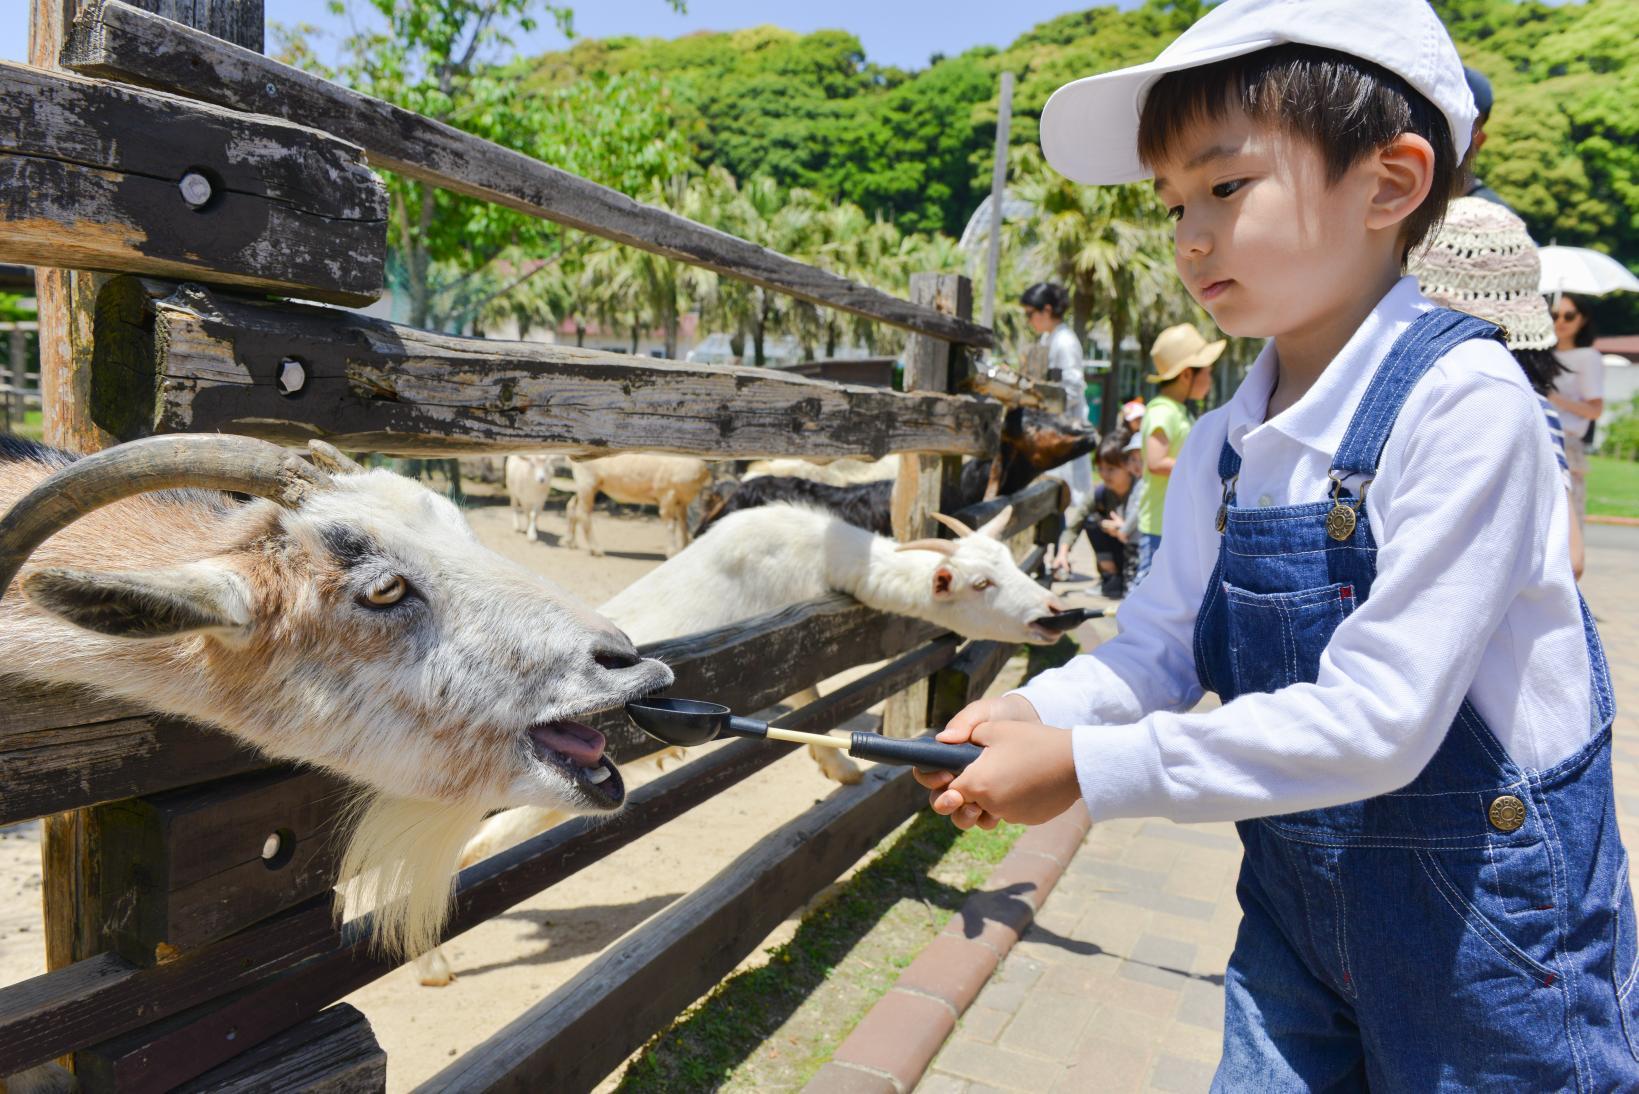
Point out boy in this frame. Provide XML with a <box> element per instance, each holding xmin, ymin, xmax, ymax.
<box><xmin>915</xmin><ymin>0</ymin><xmax>1628</xmax><ymax>1087</ymax></box>
<box><xmin>1087</xmin><ymin>431</ymin><xmax>1143</xmax><ymax>598</ymax></box>
<box><xmin>1133</xmin><ymin>324</ymin><xmax>1223</xmax><ymax>587</ymax></box>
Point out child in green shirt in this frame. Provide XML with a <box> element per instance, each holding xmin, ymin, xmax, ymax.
<box><xmin>1133</xmin><ymin>323</ymin><xmax>1223</xmax><ymax>585</ymax></box>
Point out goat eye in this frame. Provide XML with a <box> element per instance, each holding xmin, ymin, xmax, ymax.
<box><xmin>362</xmin><ymin>575</ymin><xmax>407</xmax><ymax>607</ymax></box>
<box><xmin>973</xmin><ymin>578</ymin><xmax>993</xmax><ymax>591</ymax></box>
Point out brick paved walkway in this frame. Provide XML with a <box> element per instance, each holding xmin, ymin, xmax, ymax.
<box><xmin>920</xmin><ymin>523</ymin><xmax>1639</xmax><ymax>1093</ymax></box>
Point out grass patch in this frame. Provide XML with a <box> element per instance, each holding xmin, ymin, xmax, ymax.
<box><xmin>1588</xmin><ymin>455</ymin><xmax>1639</xmax><ymax>519</ymax></box>
<box><xmin>612</xmin><ymin>809</ymin><xmax>1025</xmax><ymax>1092</ymax></box>
<box><xmin>6</xmin><ymin>409</ymin><xmax>43</xmax><ymax>443</ymax></box>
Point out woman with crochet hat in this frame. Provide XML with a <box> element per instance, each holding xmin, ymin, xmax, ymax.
<box><xmin>1132</xmin><ymin>323</ymin><xmax>1223</xmax><ymax>587</ymax></box>
<box><xmin>1410</xmin><ymin>195</ymin><xmax>1582</xmax><ymax>576</ymax></box>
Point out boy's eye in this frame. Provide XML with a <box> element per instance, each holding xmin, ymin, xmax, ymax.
<box><xmin>1211</xmin><ymin>179</ymin><xmax>1245</xmax><ymax>199</ymax></box>
<box><xmin>1166</xmin><ymin>205</ymin><xmax>1184</xmax><ymax>221</ymax></box>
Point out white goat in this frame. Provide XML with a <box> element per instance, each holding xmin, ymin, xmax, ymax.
<box><xmin>0</xmin><ymin>435</ymin><xmax>671</xmax><ymax>964</ymax></box>
<box><xmin>743</xmin><ymin>455</ymin><xmax>898</xmax><ymax>486</ymax></box>
<box><xmin>504</xmin><ymin>453</ymin><xmax>569</xmax><ymax>541</ymax></box>
<box><xmin>412</xmin><ymin>501</ymin><xmax>1064</xmax><ymax>985</ymax></box>
<box><xmin>566</xmin><ymin>453</ymin><xmax>711</xmax><ymax>558</ymax></box>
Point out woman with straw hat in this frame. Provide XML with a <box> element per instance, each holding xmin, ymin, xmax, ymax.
<box><xmin>1133</xmin><ymin>323</ymin><xmax>1224</xmax><ymax>586</ymax></box>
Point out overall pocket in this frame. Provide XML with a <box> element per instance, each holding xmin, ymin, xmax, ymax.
<box><xmin>1610</xmin><ymin>852</ymin><xmax>1639</xmax><ymax>1061</ymax></box>
<box><xmin>1411</xmin><ymin>842</ymin><xmax>1560</xmax><ymax>987</ymax></box>
<box><xmin>1223</xmin><ymin>581</ymin><xmax>1356</xmax><ymax>695</ymax></box>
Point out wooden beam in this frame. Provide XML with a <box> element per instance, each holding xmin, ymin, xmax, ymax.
<box><xmin>88</xmin><ymin>278</ymin><xmax>1000</xmax><ymax>458</ymax></box>
<box><xmin>63</xmin><ymin>1</ymin><xmax>993</xmax><ymax>348</ymax></box>
<box><xmin>0</xmin><ymin>62</ymin><xmax>386</xmax><ymax>305</ymax></box>
<box><xmin>104</xmin><ymin>1004</ymin><xmax>384</xmax><ymax>1094</ymax></box>
<box><xmin>420</xmin><ymin>766</ymin><xmax>923</xmax><ymax>1092</ymax></box>
<box><xmin>885</xmin><ymin>273</ymin><xmax>969</xmax><ymax>741</ymax></box>
<box><xmin>2</xmin><ymin>637</ymin><xmax>955</xmax><ymax>1085</ymax></box>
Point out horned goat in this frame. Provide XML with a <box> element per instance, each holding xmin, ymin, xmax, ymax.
<box><xmin>0</xmin><ymin>434</ymin><xmax>671</xmax><ymax>964</ymax></box>
<box><xmin>412</xmin><ymin>501</ymin><xmax>1066</xmax><ymax>984</ymax></box>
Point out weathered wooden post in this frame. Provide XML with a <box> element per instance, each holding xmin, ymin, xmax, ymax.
<box><xmin>884</xmin><ymin>273</ymin><xmax>971</xmax><ymax>739</ymax></box>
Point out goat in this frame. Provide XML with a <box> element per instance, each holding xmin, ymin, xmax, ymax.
<box><xmin>696</xmin><ymin>406</ymin><xmax>1097</xmax><ymax>537</ymax></box>
<box><xmin>0</xmin><ymin>434</ymin><xmax>672</xmax><ymax>962</ymax></box>
<box><xmin>742</xmin><ymin>455</ymin><xmax>897</xmax><ymax>486</ymax></box>
<box><xmin>412</xmin><ymin>501</ymin><xmax>1067</xmax><ymax>985</ymax></box>
<box><xmin>504</xmin><ymin>453</ymin><xmax>570</xmax><ymax>541</ymax></box>
<box><xmin>566</xmin><ymin>453</ymin><xmax>712</xmax><ymax>558</ymax></box>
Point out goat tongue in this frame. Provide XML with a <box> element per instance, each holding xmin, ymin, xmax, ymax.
<box><xmin>530</xmin><ymin>721</ymin><xmax>606</xmax><ymax>766</ymax></box>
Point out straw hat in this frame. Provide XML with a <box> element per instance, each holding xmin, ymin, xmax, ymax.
<box><xmin>1147</xmin><ymin>324</ymin><xmax>1226</xmax><ymax>383</ymax></box>
<box><xmin>1409</xmin><ymin>196</ymin><xmax>1554</xmax><ymax>350</ymax></box>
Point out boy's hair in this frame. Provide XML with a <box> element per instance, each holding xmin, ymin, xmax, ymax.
<box><xmin>1097</xmin><ymin>430</ymin><xmax>1132</xmax><ymax>467</ymax></box>
<box><xmin>1137</xmin><ymin>44</ymin><xmax>1457</xmax><ymax>261</ymax></box>
<box><xmin>1512</xmin><ymin>348</ymin><xmax>1568</xmax><ymax>397</ymax></box>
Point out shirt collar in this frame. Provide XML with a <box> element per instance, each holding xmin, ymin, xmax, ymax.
<box><xmin>1224</xmin><ymin>276</ymin><xmax>1435</xmax><ymax>463</ymax></box>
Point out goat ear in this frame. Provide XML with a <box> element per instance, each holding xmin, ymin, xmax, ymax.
<box><xmin>931</xmin><ymin>565</ymin><xmax>955</xmax><ymax>599</ymax></box>
<box><xmin>23</xmin><ymin>563</ymin><xmax>249</xmax><ymax>639</ymax></box>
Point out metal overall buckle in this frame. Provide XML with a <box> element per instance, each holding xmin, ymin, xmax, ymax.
<box><xmin>1216</xmin><ymin>475</ymin><xmax>1238</xmax><ymax>534</ymax></box>
<box><xmin>1326</xmin><ymin>472</ymin><xmax>1370</xmax><ymax>541</ymax></box>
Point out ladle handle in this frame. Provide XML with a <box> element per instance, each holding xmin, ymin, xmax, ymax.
<box><xmin>849</xmin><ymin>732</ymin><xmax>983</xmax><ymax>773</ymax></box>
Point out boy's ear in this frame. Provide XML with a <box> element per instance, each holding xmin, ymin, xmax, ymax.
<box><xmin>1365</xmin><ymin>132</ymin><xmax>1436</xmax><ymax>234</ymax></box>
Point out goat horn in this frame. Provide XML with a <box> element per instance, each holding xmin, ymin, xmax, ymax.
<box><xmin>930</xmin><ymin>512</ymin><xmax>977</xmax><ymax>538</ymax></box>
<box><xmin>308</xmin><ymin>440</ymin><xmax>366</xmax><ymax>475</ymax></box>
<box><xmin>895</xmin><ymin>538</ymin><xmax>957</xmax><ymax>557</ymax></box>
<box><xmin>0</xmin><ymin>434</ymin><xmax>327</xmax><ymax>601</ymax></box>
<box><xmin>976</xmin><ymin>504</ymin><xmax>1015</xmax><ymax>540</ymax></box>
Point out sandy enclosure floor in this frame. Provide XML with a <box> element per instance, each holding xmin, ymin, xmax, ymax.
<box><xmin>0</xmin><ymin>496</ymin><xmax>964</xmax><ymax>1091</ymax></box>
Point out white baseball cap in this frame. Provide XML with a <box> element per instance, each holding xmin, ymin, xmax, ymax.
<box><xmin>1040</xmin><ymin>0</ymin><xmax>1476</xmax><ymax>185</ymax></box>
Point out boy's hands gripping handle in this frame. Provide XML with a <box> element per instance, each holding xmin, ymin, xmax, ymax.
<box><xmin>849</xmin><ymin>732</ymin><xmax>983</xmax><ymax>772</ymax></box>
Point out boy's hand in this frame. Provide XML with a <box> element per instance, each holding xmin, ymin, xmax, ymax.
<box><xmin>913</xmin><ymin>693</ymin><xmax>1042</xmax><ymax>829</ymax></box>
<box><xmin>930</xmin><ymin>720</ymin><xmax>1080</xmax><ymax>827</ymax></box>
<box><xmin>913</xmin><ymin>694</ymin><xmax>1079</xmax><ymax>828</ymax></box>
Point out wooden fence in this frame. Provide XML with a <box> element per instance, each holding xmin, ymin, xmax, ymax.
<box><xmin>0</xmin><ymin>2</ymin><xmax>1070</xmax><ymax>1089</ymax></box>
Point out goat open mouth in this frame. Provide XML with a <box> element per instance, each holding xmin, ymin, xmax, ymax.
<box><xmin>528</xmin><ymin>721</ymin><xmax>626</xmax><ymax>809</ymax></box>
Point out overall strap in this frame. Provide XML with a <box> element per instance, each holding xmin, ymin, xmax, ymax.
<box><xmin>1330</xmin><ymin>309</ymin><xmax>1503</xmax><ymax>478</ymax></box>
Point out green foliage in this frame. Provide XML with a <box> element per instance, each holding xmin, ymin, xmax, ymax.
<box><xmin>0</xmin><ymin>292</ymin><xmax>35</xmax><ymax>324</ymax></box>
<box><xmin>520</xmin><ymin>0</ymin><xmax>1636</xmax><ymax>273</ymax></box>
<box><xmin>1598</xmin><ymin>394</ymin><xmax>1639</xmax><ymax>465</ymax></box>
<box><xmin>275</xmin><ymin>0</ymin><xmax>692</xmax><ymax>330</ymax></box>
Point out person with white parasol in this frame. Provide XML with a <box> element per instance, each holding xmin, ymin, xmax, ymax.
<box><xmin>1541</xmin><ymin>245</ymin><xmax>1639</xmax><ymax>531</ymax></box>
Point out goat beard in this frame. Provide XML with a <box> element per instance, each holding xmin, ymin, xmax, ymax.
<box><xmin>334</xmin><ymin>792</ymin><xmax>493</xmax><ymax>960</ymax></box>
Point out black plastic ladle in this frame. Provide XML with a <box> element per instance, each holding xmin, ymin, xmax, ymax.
<box><xmin>626</xmin><ymin>696</ymin><xmax>983</xmax><ymax>773</ymax></box>
<box><xmin>1032</xmin><ymin>606</ymin><xmax>1105</xmax><ymax>634</ymax></box>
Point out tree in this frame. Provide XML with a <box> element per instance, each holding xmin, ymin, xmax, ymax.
<box><xmin>276</xmin><ymin>0</ymin><xmax>692</xmax><ymax>331</ymax></box>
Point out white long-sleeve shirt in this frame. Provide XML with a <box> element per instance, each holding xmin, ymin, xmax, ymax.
<box><xmin>1015</xmin><ymin>277</ymin><xmax>1591</xmax><ymax>824</ymax></box>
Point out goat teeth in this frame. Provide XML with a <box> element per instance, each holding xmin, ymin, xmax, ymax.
<box><xmin>584</xmin><ymin>765</ymin><xmax>611</xmax><ymax>784</ymax></box>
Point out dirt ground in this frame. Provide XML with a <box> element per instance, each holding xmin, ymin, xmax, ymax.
<box><xmin>1</xmin><ymin>492</ymin><xmax>1018</xmax><ymax>1092</ymax></box>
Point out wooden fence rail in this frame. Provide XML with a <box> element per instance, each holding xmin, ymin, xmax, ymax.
<box><xmin>0</xmin><ymin>60</ymin><xmax>385</xmax><ymax>305</ymax></box>
<box><xmin>62</xmin><ymin>0</ymin><xmax>992</xmax><ymax>348</ymax></box>
<box><xmin>90</xmin><ymin>277</ymin><xmax>1001</xmax><ymax>458</ymax></box>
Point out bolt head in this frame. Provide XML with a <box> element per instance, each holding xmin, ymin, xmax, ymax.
<box><xmin>276</xmin><ymin>358</ymin><xmax>307</xmax><ymax>395</ymax></box>
<box><xmin>178</xmin><ymin>171</ymin><xmax>213</xmax><ymax>208</ymax></box>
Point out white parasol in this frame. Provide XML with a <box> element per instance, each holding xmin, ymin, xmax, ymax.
<box><xmin>1538</xmin><ymin>245</ymin><xmax>1639</xmax><ymax>297</ymax></box>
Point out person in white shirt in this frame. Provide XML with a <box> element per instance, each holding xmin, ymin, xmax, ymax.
<box><xmin>1550</xmin><ymin>292</ymin><xmax>1605</xmax><ymax>530</ymax></box>
<box><xmin>1022</xmin><ymin>282</ymin><xmax>1095</xmax><ymax>578</ymax></box>
<box><xmin>913</xmin><ymin>1</ymin><xmax>1629</xmax><ymax>1087</ymax></box>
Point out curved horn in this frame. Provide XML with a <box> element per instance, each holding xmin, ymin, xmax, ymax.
<box><xmin>895</xmin><ymin>538</ymin><xmax>957</xmax><ymax>557</ymax></box>
<box><xmin>0</xmin><ymin>434</ymin><xmax>327</xmax><ymax>600</ymax></box>
<box><xmin>930</xmin><ymin>512</ymin><xmax>977</xmax><ymax>538</ymax></box>
<box><xmin>307</xmin><ymin>440</ymin><xmax>365</xmax><ymax>475</ymax></box>
<box><xmin>975</xmin><ymin>504</ymin><xmax>1014</xmax><ymax>539</ymax></box>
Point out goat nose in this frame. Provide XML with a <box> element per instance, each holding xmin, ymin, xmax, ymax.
<box><xmin>594</xmin><ymin>647</ymin><xmax>641</xmax><ymax>672</ymax></box>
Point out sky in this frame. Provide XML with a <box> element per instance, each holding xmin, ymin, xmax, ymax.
<box><xmin>1</xmin><ymin>1</ymin><xmax>1142</xmax><ymax>70</ymax></box>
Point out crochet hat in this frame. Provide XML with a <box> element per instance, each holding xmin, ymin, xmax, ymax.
<box><xmin>1147</xmin><ymin>324</ymin><xmax>1226</xmax><ymax>383</ymax></box>
<box><xmin>1409</xmin><ymin>196</ymin><xmax>1554</xmax><ymax>350</ymax></box>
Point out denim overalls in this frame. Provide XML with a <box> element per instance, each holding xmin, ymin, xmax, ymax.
<box><xmin>1197</xmin><ymin>310</ymin><xmax>1636</xmax><ymax>1090</ymax></box>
